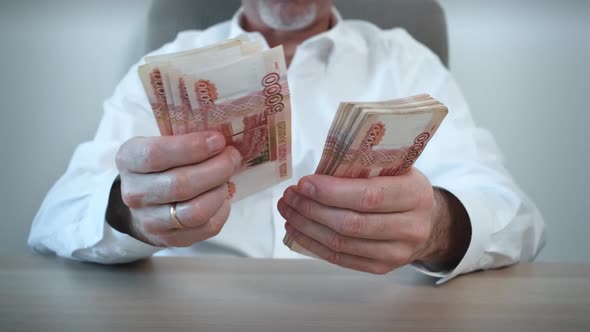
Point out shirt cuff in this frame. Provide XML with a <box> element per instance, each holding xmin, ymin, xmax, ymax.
<box><xmin>70</xmin><ymin>168</ymin><xmax>162</xmax><ymax>264</ymax></box>
<box><xmin>412</xmin><ymin>187</ymin><xmax>493</xmax><ymax>285</ymax></box>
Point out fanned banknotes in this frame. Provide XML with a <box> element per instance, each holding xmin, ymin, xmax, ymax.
<box><xmin>138</xmin><ymin>36</ymin><xmax>292</xmax><ymax>201</ymax></box>
<box><xmin>284</xmin><ymin>94</ymin><xmax>448</xmax><ymax>256</ymax></box>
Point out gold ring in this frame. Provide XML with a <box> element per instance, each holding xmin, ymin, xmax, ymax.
<box><xmin>169</xmin><ymin>203</ymin><xmax>186</xmax><ymax>229</ymax></box>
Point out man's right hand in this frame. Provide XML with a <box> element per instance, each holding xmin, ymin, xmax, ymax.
<box><xmin>112</xmin><ymin>131</ymin><xmax>242</xmax><ymax>247</ymax></box>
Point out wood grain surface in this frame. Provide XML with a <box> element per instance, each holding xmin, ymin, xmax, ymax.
<box><xmin>1</xmin><ymin>254</ymin><xmax>589</xmax><ymax>332</ymax></box>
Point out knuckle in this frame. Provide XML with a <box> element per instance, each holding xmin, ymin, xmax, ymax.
<box><xmin>301</xmin><ymin>198</ymin><xmax>313</xmax><ymax>218</ymax></box>
<box><xmin>157</xmin><ymin>233</ymin><xmax>195</xmax><ymax>248</ymax></box>
<box><xmin>116</xmin><ymin>137</ymin><xmax>142</xmax><ymax>170</ymax></box>
<box><xmin>140</xmin><ymin>218</ymin><xmax>161</xmax><ymax>234</ymax></box>
<box><xmin>340</xmin><ymin>211</ymin><xmax>364</xmax><ymax>236</ymax></box>
<box><xmin>188</xmin><ymin>204</ymin><xmax>211</xmax><ymax>226</ymax></box>
<box><xmin>326</xmin><ymin>251</ymin><xmax>342</xmax><ymax>265</ymax></box>
<box><xmin>117</xmin><ymin>137</ymin><xmax>133</xmax><ymax>155</ymax></box>
<box><xmin>142</xmin><ymin>142</ymin><xmax>163</xmax><ymax>171</ymax></box>
<box><xmin>422</xmin><ymin>185</ymin><xmax>435</xmax><ymax>203</ymax></box>
<box><xmin>174</xmin><ymin>237</ymin><xmax>195</xmax><ymax>248</ymax></box>
<box><xmin>327</xmin><ymin>233</ymin><xmax>347</xmax><ymax>252</ymax></box>
<box><xmin>411</xmin><ymin>221</ymin><xmax>432</xmax><ymax>244</ymax></box>
<box><xmin>120</xmin><ymin>184</ymin><xmax>144</xmax><ymax>209</ymax></box>
<box><xmin>412</xmin><ymin>183</ymin><xmax>434</xmax><ymax>209</ymax></box>
<box><xmin>294</xmin><ymin>234</ymin><xmax>310</xmax><ymax>248</ymax></box>
<box><xmin>143</xmin><ymin>233</ymin><xmax>163</xmax><ymax>247</ymax></box>
<box><xmin>386</xmin><ymin>251</ymin><xmax>407</xmax><ymax>267</ymax></box>
<box><xmin>115</xmin><ymin>148</ymin><xmax>128</xmax><ymax>170</ymax></box>
<box><xmin>360</xmin><ymin>185</ymin><xmax>385</xmax><ymax>211</ymax></box>
<box><xmin>157</xmin><ymin>235</ymin><xmax>176</xmax><ymax>248</ymax></box>
<box><xmin>416</xmin><ymin>227</ymin><xmax>431</xmax><ymax>245</ymax></box>
<box><xmin>391</xmin><ymin>245</ymin><xmax>416</xmax><ymax>266</ymax></box>
<box><xmin>219</xmin><ymin>200</ymin><xmax>232</xmax><ymax>219</ymax></box>
<box><xmin>191</xmin><ymin>135</ymin><xmax>210</xmax><ymax>154</ymax></box>
<box><xmin>206</xmin><ymin>220</ymin><xmax>224</xmax><ymax>237</ymax></box>
<box><xmin>169</xmin><ymin>172</ymin><xmax>191</xmax><ymax>200</ymax></box>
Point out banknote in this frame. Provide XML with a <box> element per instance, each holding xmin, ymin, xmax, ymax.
<box><xmin>137</xmin><ymin>65</ymin><xmax>173</xmax><ymax>136</ymax></box>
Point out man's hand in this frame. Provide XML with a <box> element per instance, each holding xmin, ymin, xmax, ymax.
<box><xmin>109</xmin><ymin>131</ymin><xmax>242</xmax><ymax>247</ymax></box>
<box><xmin>277</xmin><ymin>168</ymin><xmax>471</xmax><ymax>274</ymax></box>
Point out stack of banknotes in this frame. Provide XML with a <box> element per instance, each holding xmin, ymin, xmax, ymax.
<box><xmin>137</xmin><ymin>36</ymin><xmax>448</xmax><ymax>255</ymax></box>
<box><xmin>138</xmin><ymin>36</ymin><xmax>292</xmax><ymax>201</ymax></box>
<box><xmin>283</xmin><ymin>94</ymin><xmax>448</xmax><ymax>254</ymax></box>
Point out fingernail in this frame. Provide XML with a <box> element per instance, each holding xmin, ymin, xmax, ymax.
<box><xmin>300</xmin><ymin>181</ymin><xmax>316</xmax><ymax>198</ymax></box>
<box><xmin>207</xmin><ymin>133</ymin><xmax>225</xmax><ymax>153</ymax></box>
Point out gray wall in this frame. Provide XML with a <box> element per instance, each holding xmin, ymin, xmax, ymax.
<box><xmin>0</xmin><ymin>1</ymin><xmax>588</xmax><ymax>262</ymax></box>
<box><xmin>0</xmin><ymin>0</ymin><xmax>151</xmax><ymax>252</ymax></box>
<box><xmin>440</xmin><ymin>0</ymin><xmax>590</xmax><ymax>262</ymax></box>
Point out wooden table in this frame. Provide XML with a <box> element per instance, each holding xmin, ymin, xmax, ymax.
<box><xmin>1</xmin><ymin>254</ymin><xmax>589</xmax><ymax>332</ymax></box>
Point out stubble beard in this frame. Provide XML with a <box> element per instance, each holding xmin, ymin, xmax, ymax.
<box><xmin>256</xmin><ymin>0</ymin><xmax>319</xmax><ymax>32</ymax></box>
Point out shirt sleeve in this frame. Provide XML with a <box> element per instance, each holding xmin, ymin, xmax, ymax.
<box><xmin>27</xmin><ymin>52</ymin><xmax>168</xmax><ymax>264</ymax></box>
<box><xmin>391</xmin><ymin>30</ymin><xmax>546</xmax><ymax>284</ymax></box>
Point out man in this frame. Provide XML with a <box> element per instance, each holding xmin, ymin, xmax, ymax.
<box><xmin>28</xmin><ymin>0</ymin><xmax>545</xmax><ymax>283</ymax></box>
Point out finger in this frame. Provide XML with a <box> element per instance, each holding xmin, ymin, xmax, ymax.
<box><xmin>116</xmin><ymin>131</ymin><xmax>226</xmax><ymax>173</ymax></box>
<box><xmin>135</xmin><ymin>184</ymin><xmax>228</xmax><ymax>233</ymax></box>
<box><xmin>157</xmin><ymin>199</ymin><xmax>231</xmax><ymax>247</ymax></box>
<box><xmin>280</xmin><ymin>187</ymin><xmax>419</xmax><ymax>241</ymax></box>
<box><xmin>279</xmin><ymin>199</ymin><xmax>407</xmax><ymax>263</ymax></box>
<box><xmin>174</xmin><ymin>184</ymin><xmax>229</xmax><ymax>228</ymax></box>
<box><xmin>294</xmin><ymin>170</ymin><xmax>425</xmax><ymax>212</ymax></box>
<box><xmin>121</xmin><ymin>146</ymin><xmax>241</xmax><ymax>207</ymax></box>
<box><xmin>285</xmin><ymin>223</ymin><xmax>393</xmax><ymax>275</ymax></box>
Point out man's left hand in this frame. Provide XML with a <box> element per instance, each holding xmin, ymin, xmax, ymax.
<box><xmin>277</xmin><ymin>168</ymin><xmax>466</xmax><ymax>274</ymax></box>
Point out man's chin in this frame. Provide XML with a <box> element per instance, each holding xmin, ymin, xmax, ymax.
<box><xmin>258</xmin><ymin>0</ymin><xmax>318</xmax><ymax>32</ymax></box>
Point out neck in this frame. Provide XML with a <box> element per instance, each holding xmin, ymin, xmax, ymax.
<box><xmin>241</xmin><ymin>12</ymin><xmax>332</xmax><ymax>66</ymax></box>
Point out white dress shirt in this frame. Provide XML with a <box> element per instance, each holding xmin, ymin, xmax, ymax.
<box><xmin>28</xmin><ymin>8</ymin><xmax>545</xmax><ymax>283</ymax></box>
